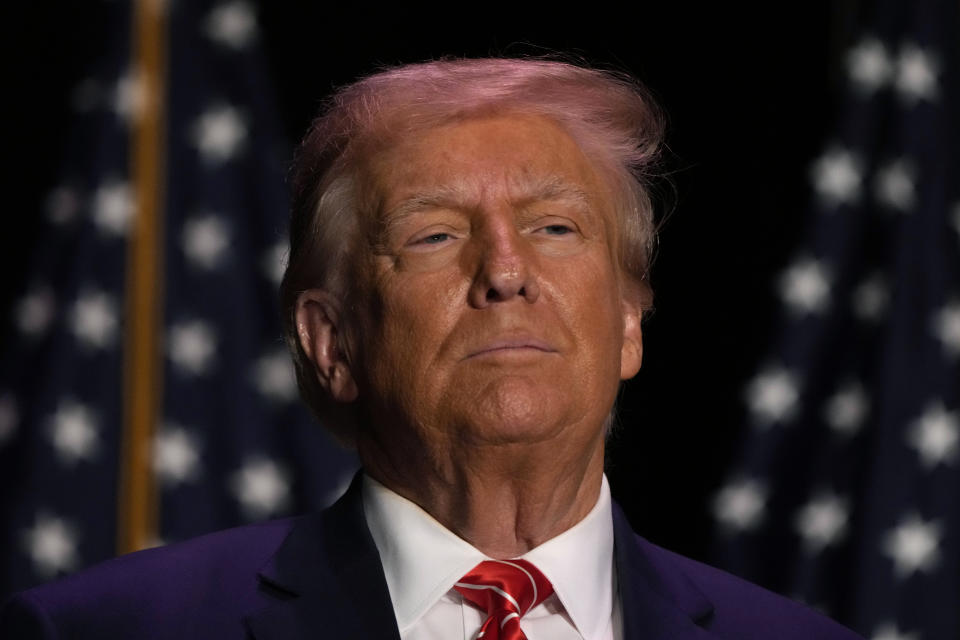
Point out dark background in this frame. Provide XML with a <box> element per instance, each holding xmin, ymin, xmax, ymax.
<box><xmin>3</xmin><ymin>2</ymin><xmax>852</xmax><ymax>562</ymax></box>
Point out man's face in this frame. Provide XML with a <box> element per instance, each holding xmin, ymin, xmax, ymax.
<box><xmin>346</xmin><ymin>113</ymin><xmax>642</xmax><ymax>458</ymax></box>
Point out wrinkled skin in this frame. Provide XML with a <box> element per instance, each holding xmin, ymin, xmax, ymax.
<box><xmin>297</xmin><ymin>114</ymin><xmax>643</xmax><ymax>556</ymax></box>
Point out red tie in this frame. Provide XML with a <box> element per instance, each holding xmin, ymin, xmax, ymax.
<box><xmin>454</xmin><ymin>559</ymin><xmax>554</xmax><ymax>640</ymax></box>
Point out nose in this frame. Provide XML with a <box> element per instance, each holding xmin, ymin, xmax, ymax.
<box><xmin>467</xmin><ymin>220</ymin><xmax>541</xmax><ymax>308</ymax></box>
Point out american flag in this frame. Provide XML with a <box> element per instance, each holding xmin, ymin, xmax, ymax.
<box><xmin>0</xmin><ymin>0</ymin><xmax>357</xmax><ymax>599</ymax></box>
<box><xmin>710</xmin><ymin>1</ymin><xmax>959</xmax><ymax>639</ymax></box>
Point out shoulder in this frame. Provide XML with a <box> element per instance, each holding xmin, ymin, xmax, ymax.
<box><xmin>633</xmin><ymin>535</ymin><xmax>864</xmax><ymax>639</ymax></box>
<box><xmin>0</xmin><ymin>518</ymin><xmax>300</xmax><ymax>639</ymax></box>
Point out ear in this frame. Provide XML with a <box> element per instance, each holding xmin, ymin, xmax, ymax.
<box><xmin>619</xmin><ymin>296</ymin><xmax>643</xmax><ymax>380</ymax></box>
<box><xmin>294</xmin><ymin>289</ymin><xmax>359</xmax><ymax>403</ymax></box>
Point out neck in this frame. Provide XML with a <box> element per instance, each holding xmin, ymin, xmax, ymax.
<box><xmin>358</xmin><ymin>425</ymin><xmax>606</xmax><ymax>558</ymax></box>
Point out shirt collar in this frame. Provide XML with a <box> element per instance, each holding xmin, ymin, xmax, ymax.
<box><xmin>520</xmin><ymin>475</ymin><xmax>615</xmax><ymax>640</ymax></box>
<box><xmin>362</xmin><ymin>473</ymin><xmax>615</xmax><ymax>640</ymax></box>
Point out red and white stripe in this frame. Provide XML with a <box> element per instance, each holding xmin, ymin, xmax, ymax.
<box><xmin>454</xmin><ymin>559</ymin><xmax>554</xmax><ymax>640</ymax></box>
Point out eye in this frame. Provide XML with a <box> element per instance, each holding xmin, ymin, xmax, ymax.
<box><xmin>542</xmin><ymin>224</ymin><xmax>574</xmax><ymax>235</ymax></box>
<box><xmin>420</xmin><ymin>232</ymin><xmax>451</xmax><ymax>244</ymax></box>
<box><xmin>407</xmin><ymin>230</ymin><xmax>457</xmax><ymax>248</ymax></box>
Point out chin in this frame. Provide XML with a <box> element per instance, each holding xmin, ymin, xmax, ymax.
<box><xmin>463</xmin><ymin>376</ymin><xmax>569</xmax><ymax>445</ymax></box>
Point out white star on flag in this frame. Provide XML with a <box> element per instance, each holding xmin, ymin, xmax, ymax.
<box><xmin>0</xmin><ymin>393</ymin><xmax>18</xmax><ymax>446</ymax></box>
<box><xmin>895</xmin><ymin>43</ymin><xmax>939</xmax><ymax>103</ymax></box>
<box><xmin>46</xmin><ymin>185</ymin><xmax>81</xmax><ymax>225</ymax></box>
<box><xmin>852</xmin><ymin>274</ymin><xmax>890</xmax><ymax>321</ymax></box>
<box><xmin>261</xmin><ymin>241</ymin><xmax>288</xmax><ymax>286</ymax></box>
<box><xmin>16</xmin><ymin>286</ymin><xmax>56</xmax><ymax>337</ymax></box>
<box><xmin>871</xmin><ymin>622</ymin><xmax>921</xmax><ymax>640</ymax></box>
<box><xmin>21</xmin><ymin>513</ymin><xmax>80</xmax><ymax>578</ymax></box>
<box><xmin>846</xmin><ymin>37</ymin><xmax>893</xmax><ymax>93</ymax></box>
<box><xmin>113</xmin><ymin>69</ymin><xmax>147</xmax><ymax>124</ymax></box>
<box><xmin>746</xmin><ymin>366</ymin><xmax>800</xmax><ymax>425</ymax></box>
<box><xmin>252</xmin><ymin>349</ymin><xmax>298</xmax><ymax>402</ymax></box>
<box><xmin>182</xmin><ymin>214</ymin><xmax>231</xmax><ymax>269</ymax></box>
<box><xmin>230</xmin><ymin>457</ymin><xmax>291</xmax><ymax>520</ymax></box>
<box><xmin>873</xmin><ymin>158</ymin><xmax>916</xmax><ymax>212</ymax></box>
<box><xmin>811</xmin><ymin>148</ymin><xmax>863</xmax><ymax>207</ymax></box>
<box><xmin>48</xmin><ymin>400</ymin><xmax>100</xmax><ymax>464</ymax></box>
<box><xmin>92</xmin><ymin>180</ymin><xmax>135</xmax><ymax>236</ymax></box>
<box><xmin>881</xmin><ymin>513</ymin><xmax>942</xmax><ymax>578</ymax></box>
<box><xmin>795</xmin><ymin>492</ymin><xmax>849</xmax><ymax>553</ymax></box>
<box><xmin>906</xmin><ymin>401</ymin><xmax>959</xmax><ymax>469</ymax></box>
<box><xmin>931</xmin><ymin>301</ymin><xmax>960</xmax><ymax>357</ymax></box>
<box><xmin>70</xmin><ymin>290</ymin><xmax>118</xmax><ymax>349</ymax></box>
<box><xmin>713</xmin><ymin>477</ymin><xmax>767</xmax><ymax>532</ymax></box>
<box><xmin>823</xmin><ymin>381</ymin><xmax>869</xmax><ymax>436</ymax></box>
<box><xmin>153</xmin><ymin>425</ymin><xmax>202</xmax><ymax>486</ymax></box>
<box><xmin>167</xmin><ymin>320</ymin><xmax>218</xmax><ymax>375</ymax></box>
<box><xmin>779</xmin><ymin>257</ymin><xmax>832</xmax><ymax>314</ymax></box>
<box><xmin>191</xmin><ymin>104</ymin><xmax>247</xmax><ymax>164</ymax></box>
<box><xmin>205</xmin><ymin>1</ymin><xmax>258</xmax><ymax>49</ymax></box>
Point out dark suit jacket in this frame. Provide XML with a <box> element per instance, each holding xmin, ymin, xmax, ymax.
<box><xmin>1</xmin><ymin>476</ymin><xmax>863</xmax><ymax>639</ymax></box>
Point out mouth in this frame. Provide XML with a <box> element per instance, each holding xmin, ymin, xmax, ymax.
<box><xmin>465</xmin><ymin>337</ymin><xmax>556</xmax><ymax>359</ymax></box>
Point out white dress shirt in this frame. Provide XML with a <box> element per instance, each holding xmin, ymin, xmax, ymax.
<box><xmin>362</xmin><ymin>474</ymin><xmax>621</xmax><ymax>640</ymax></box>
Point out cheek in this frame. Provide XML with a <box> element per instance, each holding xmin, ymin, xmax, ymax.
<box><xmin>556</xmin><ymin>253</ymin><xmax>623</xmax><ymax>323</ymax></box>
<box><xmin>549</xmin><ymin>256</ymin><xmax>626</xmax><ymax>372</ymax></box>
<box><xmin>365</xmin><ymin>268</ymin><xmax>466</xmax><ymax>376</ymax></box>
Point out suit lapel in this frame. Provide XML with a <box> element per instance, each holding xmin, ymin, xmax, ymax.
<box><xmin>244</xmin><ymin>473</ymin><xmax>402</xmax><ymax>640</ymax></box>
<box><xmin>613</xmin><ymin>503</ymin><xmax>719</xmax><ymax>640</ymax></box>
<box><xmin>244</xmin><ymin>477</ymin><xmax>720</xmax><ymax>640</ymax></box>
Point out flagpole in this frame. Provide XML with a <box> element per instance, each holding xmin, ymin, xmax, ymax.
<box><xmin>118</xmin><ymin>0</ymin><xmax>167</xmax><ymax>555</ymax></box>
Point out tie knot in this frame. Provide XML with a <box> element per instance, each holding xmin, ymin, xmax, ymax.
<box><xmin>454</xmin><ymin>559</ymin><xmax>553</xmax><ymax>638</ymax></box>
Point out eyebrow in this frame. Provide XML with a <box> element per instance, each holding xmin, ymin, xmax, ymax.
<box><xmin>381</xmin><ymin>183</ymin><xmax>475</xmax><ymax>223</ymax></box>
<box><xmin>513</xmin><ymin>174</ymin><xmax>595</xmax><ymax>211</ymax></box>
<box><xmin>381</xmin><ymin>174</ymin><xmax>596</xmax><ymax>224</ymax></box>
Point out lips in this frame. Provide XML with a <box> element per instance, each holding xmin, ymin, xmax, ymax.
<box><xmin>464</xmin><ymin>336</ymin><xmax>556</xmax><ymax>359</ymax></box>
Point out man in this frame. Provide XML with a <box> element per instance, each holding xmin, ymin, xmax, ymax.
<box><xmin>1</xmin><ymin>58</ymin><xmax>863</xmax><ymax>639</ymax></box>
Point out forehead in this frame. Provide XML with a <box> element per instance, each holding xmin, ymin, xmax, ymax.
<box><xmin>361</xmin><ymin>113</ymin><xmax>613</xmax><ymax>216</ymax></box>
